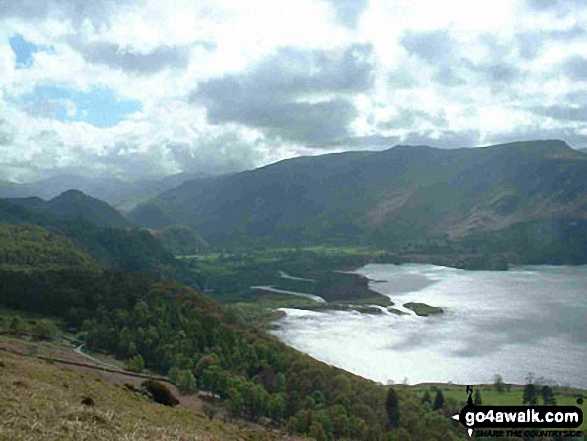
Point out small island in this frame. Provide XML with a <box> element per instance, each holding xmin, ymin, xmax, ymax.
<box><xmin>403</xmin><ymin>302</ymin><xmax>444</xmax><ymax>317</ymax></box>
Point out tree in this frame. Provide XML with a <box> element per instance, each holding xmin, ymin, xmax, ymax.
<box><xmin>541</xmin><ymin>385</ymin><xmax>556</xmax><ymax>405</ymax></box>
<box><xmin>386</xmin><ymin>388</ymin><xmax>400</xmax><ymax>429</ymax></box>
<box><xmin>522</xmin><ymin>384</ymin><xmax>538</xmax><ymax>405</ymax></box>
<box><xmin>267</xmin><ymin>393</ymin><xmax>286</xmax><ymax>421</ymax></box>
<box><xmin>125</xmin><ymin>354</ymin><xmax>145</xmax><ymax>373</ymax></box>
<box><xmin>176</xmin><ymin>369</ymin><xmax>198</xmax><ymax>394</ymax></box>
<box><xmin>422</xmin><ymin>391</ymin><xmax>431</xmax><ymax>405</ymax></box>
<box><xmin>473</xmin><ymin>389</ymin><xmax>482</xmax><ymax>405</ymax></box>
<box><xmin>432</xmin><ymin>390</ymin><xmax>444</xmax><ymax>411</ymax></box>
<box><xmin>309</xmin><ymin>422</ymin><xmax>328</xmax><ymax>441</ymax></box>
<box><xmin>493</xmin><ymin>374</ymin><xmax>505</xmax><ymax>393</ymax></box>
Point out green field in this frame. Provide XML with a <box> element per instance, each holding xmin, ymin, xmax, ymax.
<box><xmin>413</xmin><ymin>385</ymin><xmax>587</xmax><ymax>433</ymax></box>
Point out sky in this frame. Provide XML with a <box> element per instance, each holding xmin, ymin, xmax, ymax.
<box><xmin>0</xmin><ymin>0</ymin><xmax>586</xmax><ymax>182</ymax></box>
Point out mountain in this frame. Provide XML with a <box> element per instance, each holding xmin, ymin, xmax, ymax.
<box><xmin>0</xmin><ymin>172</ymin><xmax>225</xmax><ymax>211</ymax></box>
<box><xmin>0</xmin><ymin>194</ymin><xmax>183</xmax><ymax>276</ymax></box>
<box><xmin>130</xmin><ymin>140</ymin><xmax>587</xmax><ymax>261</ymax></box>
<box><xmin>5</xmin><ymin>190</ymin><xmax>132</xmax><ymax>228</ymax></box>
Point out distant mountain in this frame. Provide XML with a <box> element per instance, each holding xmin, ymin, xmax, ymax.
<box><xmin>0</xmin><ymin>194</ymin><xmax>183</xmax><ymax>276</ymax></box>
<box><xmin>0</xmin><ymin>172</ymin><xmax>225</xmax><ymax>211</ymax></box>
<box><xmin>5</xmin><ymin>190</ymin><xmax>132</xmax><ymax>228</ymax></box>
<box><xmin>130</xmin><ymin>140</ymin><xmax>587</xmax><ymax>262</ymax></box>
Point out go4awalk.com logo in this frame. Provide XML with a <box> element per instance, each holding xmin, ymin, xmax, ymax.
<box><xmin>452</xmin><ymin>386</ymin><xmax>584</xmax><ymax>438</ymax></box>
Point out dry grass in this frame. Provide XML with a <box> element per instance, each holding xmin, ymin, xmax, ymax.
<box><xmin>0</xmin><ymin>338</ymin><xmax>303</xmax><ymax>441</ymax></box>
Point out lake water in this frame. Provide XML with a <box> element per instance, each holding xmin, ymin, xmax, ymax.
<box><xmin>270</xmin><ymin>264</ymin><xmax>587</xmax><ymax>388</ymax></box>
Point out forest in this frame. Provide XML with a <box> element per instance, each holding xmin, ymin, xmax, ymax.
<box><xmin>0</xmin><ymin>222</ymin><xmax>466</xmax><ymax>440</ymax></box>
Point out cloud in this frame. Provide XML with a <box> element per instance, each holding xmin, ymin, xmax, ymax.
<box><xmin>400</xmin><ymin>130</ymin><xmax>481</xmax><ymax>148</ymax></box>
<box><xmin>325</xmin><ymin>0</ymin><xmax>369</xmax><ymax>29</ymax></box>
<box><xmin>0</xmin><ymin>0</ymin><xmax>142</xmax><ymax>25</ymax></box>
<box><xmin>191</xmin><ymin>43</ymin><xmax>376</xmax><ymax>144</ymax></box>
<box><xmin>378</xmin><ymin>108</ymin><xmax>448</xmax><ymax>130</ymax></box>
<box><xmin>400</xmin><ymin>30</ymin><xmax>456</xmax><ymax>65</ymax></box>
<box><xmin>526</xmin><ymin>0</ymin><xmax>586</xmax><ymax>15</ymax></box>
<box><xmin>488</xmin><ymin>126</ymin><xmax>587</xmax><ymax>149</ymax></box>
<box><xmin>515</xmin><ymin>25</ymin><xmax>586</xmax><ymax>59</ymax></box>
<box><xmin>68</xmin><ymin>39</ymin><xmax>195</xmax><ymax>74</ymax></box>
<box><xmin>0</xmin><ymin>120</ymin><xmax>15</xmax><ymax>146</ymax></box>
<box><xmin>562</xmin><ymin>56</ymin><xmax>587</xmax><ymax>81</ymax></box>
<box><xmin>530</xmin><ymin>105</ymin><xmax>587</xmax><ymax>122</ymax></box>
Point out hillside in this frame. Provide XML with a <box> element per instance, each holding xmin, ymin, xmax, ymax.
<box><xmin>0</xmin><ymin>198</ymin><xmax>182</xmax><ymax>276</ymax></box>
<box><xmin>0</xmin><ymin>336</ymin><xmax>302</xmax><ymax>441</ymax></box>
<box><xmin>5</xmin><ymin>190</ymin><xmax>132</xmax><ymax>229</ymax></box>
<box><xmin>0</xmin><ymin>224</ymin><xmax>101</xmax><ymax>271</ymax></box>
<box><xmin>130</xmin><ymin>140</ymin><xmax>587</xmax><ymax>262</ymax></box>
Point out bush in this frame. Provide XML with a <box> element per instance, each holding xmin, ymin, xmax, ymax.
<box><xmin>141</xmin><ymin>380</ymin><xmax>179</xmax><ymax>406</ymax></box>
<box><xmin>125</xmin><ymin>355</ymin><xmax>145</xmax><ymax>373</ymax></box>
<box><xmin>33</xmin><ymin>319</ymin><xmax>59</xmax><ymax>340</ymax></box>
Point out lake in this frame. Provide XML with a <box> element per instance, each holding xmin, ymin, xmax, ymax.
<box><xmin>270</xmin><ymin>264</ymin><xmax>587</xmax><ymax>388</ymax></box>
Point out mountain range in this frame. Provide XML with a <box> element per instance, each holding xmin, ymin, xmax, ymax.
<box><xmin>0</xmin><ymin>171</ymin><xmax>222</xmax><ymax>211</ymax></box>
<box><xmin>129</xmin><ymin>140</ymin><xmax>587</xmax><ymax>260</ymax></box>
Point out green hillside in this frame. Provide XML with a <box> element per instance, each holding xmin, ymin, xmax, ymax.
<box><xmin>0</xmin><ymin>223</ymin><xmax>100</xmax><ymax>271</ymax></box>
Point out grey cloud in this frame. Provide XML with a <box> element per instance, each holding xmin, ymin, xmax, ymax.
<box><xmin>474</xmin><ymin>62</ymin><xmax>519</xmax><ymax>83</ymax></box>
<box><xmin>526</xmin><ymin>0</ymin><xmax>586</xmax><ymax>15</ymax></box>
<box><xmin>0</xmin><ymin>120</ymin><xmax>15</xmax><ymax>146</ymax></box>
<box><xmin>0</xmin><ymin>0</ymin><xmax>141</xmax><ymax>25</ymax></box>
<box><xmin>400</xmin><ymin>30</ymin><xmax>455</xmax><ymax>65</ymax></box>
<box><xmin>191</xmin><ymin>44</ymin><xmax>376</xmax><ymax>144</ymax></box>
<box><xmin>388</xmin><ymin>67</ymin><xmax>419</xmax><ymax>89</ymax></box>
<box><xmin>7</xmin><ymin>130</ymin><xmax>259</xmax><ymax>181</ymax></box>
<box><xmin>401</xmin><ymin>130</ymin><xmax>481</xmax><ymax>149</ymax></box>
<box><xmin>69</xmin><ymin>40</ymin><xmax>195</xmax><ymax>74</ymax></box>
<box><xmin>489</xmin><ymin>127</ymin><xmax>587</xmax><ymax>149</ymax></box>
<box><xmin>378</xmin><ymin>108</ymin><xmax>448</xmax><ymax>130</ymax></box>
<box><xmin>326</xmin><ymin>0</ymin><xmax>369</xmax><ymax>28</ymax></box>
<box><xmin>515</xmin><ymin>33</ymin><xmax>544</xmax><ymax>59</ymax></box>
<box><xmin>400</xmin><ymin>30</ymin><xmax>467</xmax><ymax>86</ymax></box>
<box><xmin>562</xmin><ymin>56</ymin><xmax>587</xmax><ymax>81</ymax></box>
<box><xmin>516</xmin><ymin>26</ymin><xmax>586</xmax><ymax>59</ymax></box>
<box><xmin>433</xmin><ymin>66</ymin><xmax>465</xmax><ymax>86</ymax></box>
<box><xmin>530</xmin><ymin>105</ymin><xmax>587</xmax><ymax>122</ymax></box>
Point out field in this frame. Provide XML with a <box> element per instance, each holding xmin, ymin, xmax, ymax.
<box><xmin>412</xmin><ymin>384</ymin><xmax>586</xmax><ymax>433</ymax></box>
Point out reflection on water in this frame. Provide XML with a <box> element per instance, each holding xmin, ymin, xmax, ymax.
<box><xmin>270</xmin><ymin>264</ymin><xmax>587</xmax><ymax>388</ymax></box>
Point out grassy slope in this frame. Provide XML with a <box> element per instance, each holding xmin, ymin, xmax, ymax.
<box><xmin>0</xmin><ymin>336</ymin><xmax>305</xmax><ymax>441</ymax></box>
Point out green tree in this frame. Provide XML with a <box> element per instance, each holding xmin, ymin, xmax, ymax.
<box><xmin>309</xmin><ymin>422</ymin><xmax>328</xmax><ymax>441</ymax></box>
<box><xmin>386</xmin><ymin>428</ymin><xmax>412</xmax><ymax>441</ymax></box>
<box><xmin>432</xmin><ymin>390</ymin><xmax>445</xmax><ymax>411</ymax></box>
<box><xmin>522</xmin><ymin>384</ymin><xmax>538</xmax><ymax>405</ymax></box>
<box><xmin>9</xmin><ymin>316</ymin><xmax>22</xmax><ymax>332</ymax></box>
<box><xmin>386</xmin><ymin>387</ymin><xmax>400</xmax><ymax>429</ymax></box>
<box><xmin>422</xmin><ymin>390</ymin><xmax>431</xmax><ymax>405</ymax></box>
<box><xmin>493</xmin><ymin>374</ymin><xmax>505</xmax><ymax>393</ymax></box>
<box><xmin>541</xmin><ymin>385</ymin><xmax>556</xmax><ymax>405</ymax></box>
<box><xmin>176</xmin><ymin>369</ymin><xmax>198</xmax><ymax>394</ymax></box>
<box><xmin>33</xmin><ymin>319</ymin><xmax>59</xmax><ymax>340</ymax></box>
<box><xmin>267</xmin><ymin>393</ymin><xmax>286</xmax><ymax>421</ymax></box>
<box><xmin>125</xmin><ymin>354</ymin><xmax>145</xmax><ymax>373</ymax></box>
<box><xmin>473</xmin><ymin>389</ymin><xmax>482</xmax><ymax>405</ymax></box>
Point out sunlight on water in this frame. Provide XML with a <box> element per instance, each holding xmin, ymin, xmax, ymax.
<box><xmin>271</xmin><ymin>264</ymin><xmax>587</xmax><ymax>388</ymax></box>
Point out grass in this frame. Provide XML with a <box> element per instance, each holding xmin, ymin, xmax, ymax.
<box><xmin>0</xmin><ymin>336</ymin><xmax>305</xmax><ymax>441</ymax></box>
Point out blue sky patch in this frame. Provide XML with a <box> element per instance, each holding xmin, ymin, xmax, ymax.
<box><xmin>20</xmin><ymin>85</ymin><xmax>142</xmax><ymax>128</ymax></box>
<box><xmin>9</xmin><ymin>34</ymin><xmax>52</xmax><ymax>68</ymax></box>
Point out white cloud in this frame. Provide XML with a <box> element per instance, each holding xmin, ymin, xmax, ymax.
<box><xmin>0</xmin><ymin>0</ymin><xmax>586</xmax><ymax>182</ymax></box>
